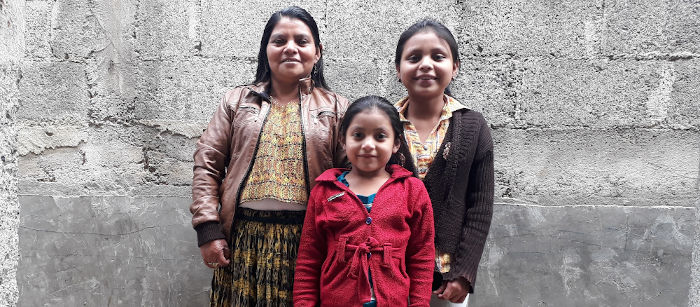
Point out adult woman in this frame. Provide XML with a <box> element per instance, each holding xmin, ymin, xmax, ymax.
<box><xmin>190</xmin><ymin>6</ymin><xmax>348</xmax><ymax>306</ymax></box>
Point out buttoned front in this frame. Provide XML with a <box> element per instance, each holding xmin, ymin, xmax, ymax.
<box><xmin>294</xmin><ymin>165</ymin><xmax>435</xmax><ymax>307</ymax></box>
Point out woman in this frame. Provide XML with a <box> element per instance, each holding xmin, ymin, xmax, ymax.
<box><xmin>190</xmin><ymin>6</ymin><xmax>348</xmax><ymax>306</ymax></box>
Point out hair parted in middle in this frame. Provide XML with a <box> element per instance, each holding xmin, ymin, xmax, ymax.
<box><xmin>340</xmin><ymin>95</ymin><xmax>417</xmax><ymax>176</ymax></box>
<box><xmin>395</xmin><ymin>18</ymin><xmax>460</xmax><ymax>96</ymax></box>
<box><xmin>253</xmin><ymin>6</ymin><xmax>329</xmax><ymax>90</ymax></box>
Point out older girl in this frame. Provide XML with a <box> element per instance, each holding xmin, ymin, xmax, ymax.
<box><xmin>394</xmin><ymin>19</ymin><xmax>494</xmax><ymax>306</ymax></box>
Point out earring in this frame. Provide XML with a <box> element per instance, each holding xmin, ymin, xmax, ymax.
<box><xmin>399</xmin><ymin>152</ymin><xmax>406</xmax><ymax>166</ymax></box>
<box><xmin>312</xmin><ymin>63</ymin><xmax>318</xmax><ymax>77</ymax></box>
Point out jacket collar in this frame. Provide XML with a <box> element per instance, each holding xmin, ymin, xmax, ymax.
<box><xmin>315</xmin><ymin>164</ymin><xmax>414</xmax><ymax>183</ymax></box>
<box><xmin>246</xmin><ymin>78</ymin><xmax>314</xmax><ymax>103</ymax></box>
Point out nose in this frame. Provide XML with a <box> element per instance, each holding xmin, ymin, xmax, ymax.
<box><xmin>283</xmin><ymin>41</ymin><xmax>298</xmax><ymax>55</ymax></box>
<box><xmin>361</xmin><ymin>138</ymin><xmax>375</xmax><ymax>151</ymax></box>
<box><xmin>418</xmin><ymin>56</ymin><xmax>432</xmax><ymax>71</ymax></box>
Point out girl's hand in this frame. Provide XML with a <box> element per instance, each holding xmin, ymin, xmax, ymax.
<box><xmin>200</xmin><ymin>239</ymin><xmax>231</xmax><ymax>269</ymax></box>
<box><xmin>433</xmin><ymin>277</ymin><xmax>470</xmax><ymax>303</ymax></box>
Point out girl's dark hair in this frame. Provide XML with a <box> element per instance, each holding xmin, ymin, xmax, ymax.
<box><xmin>253</xmin><ymin>6</ymin><xmax>329</xmax><ymax>90</ymax></box>
<box><xmin>395</xmin><ymin>19</ymin><xmax>460</xmax><ymax>96</ymax></box>
<box><xmin>340</xmin><ymin>95</ymin><xmax>417</xmax><ymax>175</ymax></box>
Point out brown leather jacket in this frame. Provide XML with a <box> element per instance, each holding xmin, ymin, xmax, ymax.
<box><xmin>191</xmin><ymin>79</ymin><xmax>349</xmax><ymax>245</ymax></box>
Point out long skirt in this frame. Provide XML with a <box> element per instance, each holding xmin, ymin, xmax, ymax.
<box><xmin>210</xmin><ymin>208</ymin><xmax>306</xmax><ymax>307</ymax></box>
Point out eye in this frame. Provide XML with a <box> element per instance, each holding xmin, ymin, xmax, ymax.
<box><xmin>271</xmin><ymin>38</ymin><xmax>285</xmax><ymax>46</ymax></box>
<box><xmin>433</xmin><ymin>54</ymin><xmax>447</xmax><ymax>61</ymax></box>
<box><xmin>406</xmin><ymin>54</ymin><xmax>420</xmax><ymax>63</ymax></box>
<box><xmin>351</xmin><ymin>131</ymin><xmax>364</xmax><ymax>139</ymax></box>
<box><xmin>375</xmin><ymin>133</ymin><xmax>388</xmax><ymax>140</ymax></box>
<box><xmin>297</xmin><ymin>38</ymin><xmax>310</xmax><ymax>46</ymax></box>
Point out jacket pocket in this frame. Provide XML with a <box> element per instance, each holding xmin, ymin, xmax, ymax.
<box><xmin>309</xmin><ymin>107</ymin><xmax>337</xmax><ymax>126</ymax></box>
<box><xmin>233</xmin><ymin>105</ymin><xmax>260</xmax><ymax>128</ymax></box>
<box><xmin>321</xmin><ymin>194</ymin><xmax>354</xmax><ymax>224</ymax></box>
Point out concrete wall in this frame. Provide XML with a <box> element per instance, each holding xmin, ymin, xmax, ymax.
<box><xmin>1</xmin><ymin>0</ymin><xmax>698</xmax><ymax>306</ymax></box>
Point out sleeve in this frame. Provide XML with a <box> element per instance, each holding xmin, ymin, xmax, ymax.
<box><xmin>293</xmin><ymin>186</ymin><xmax>328</xmax><ymax>306</ymax></box>
<box><xmin>333</xmin><ymin>94</ymin><xmax>350</xmax><ymax>168</ymax></box>
<box><xmin>405</xmin><ymin>178</ymin><xmax>436</xmax><ymax>307</ymax></box>
<box><xmin>190</xmin><ymin>90</ymin><xmax>239</xmax><ymax>246</ymax></box>
<box><xmin>444</xmin><ymin>115</ymin><xmax>494</xmax><ymax>292</ymax></box>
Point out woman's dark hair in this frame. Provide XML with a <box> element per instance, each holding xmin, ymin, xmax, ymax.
<box><xmin>395</xmin><ymin>19</ymin><xmax>460</xmax><ymax>96</ymax></box>
<box><xmin>339</xmin><ymin>95</ymin><xmax>417</xmax><ymax>175</ymax></box>
<box><xmin>253</xmin><ymin>6</ymin><xmax>329</xmax><ymax>90</ymax></box>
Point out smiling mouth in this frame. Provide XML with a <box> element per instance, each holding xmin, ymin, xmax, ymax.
<box><xmin>358</xmin><ymin>154</ymin><xmax>376</xmax><ymax>158</ymax></box>
<box><xmin>282</xmin><ymin>59</ymin><xmax>301</xmax><ymax>63</ymax></box>
<box><xmin>415</xmin><ymin>76</ymin><xmax>437</xmax><ymax>80</ymax></box>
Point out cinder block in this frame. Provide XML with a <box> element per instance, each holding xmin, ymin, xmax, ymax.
<box><xmin>135</xmin><ymin>0</ymin><xmax>200</xmax><ymax>59</ymax></box>
<box><xmin>17</xmin><ymin>61</ymin><xmax>89</xmax><ymax>124</ymax></box>
<box><xmin>199</xmin><ymin>0</ymin><xmax>327</xmax><ymax>58</ymax></box>
<box><xmin>475</xmin><ymin>204</ymin><xmax>695</xmax><ymax>306</ymax></box>
<box><xmin>25</xmin><ymin>1</ymin><xmax>52</xmax><ymax>58</ymax></box>
<box><xmin>451</xmin><ymin>56</ymin><xmax>522</xmax><ymax>127</ymax></box>
<box><xmin>603</xmin><ymin>0</ymin><xmax>700</xmax><ymax>56</ymax></box>
<box><xmin>18</xmin><ymin>138</ymin><xmax>146</xmax><ymax>196</ymax></box>
<box><xmin>457</xmin><ymin>0</ymin><xmax>605</xmax><ymax>59</ymax></box>
<box><xmin>132</xmin><ymin>57</ymin><xmax>256</xmax><ymax>125</ymax></box>
<box><xmin>47</xmin><ymin>0</ymin><xmax>102</xmax><ymax>59</ymax></box>
<box><xmin>518</xmin><ymin>58</ymin><xmax>699</xmax><ymax>128</ymax></box>
<box><xmin>324</xmin><ymin>0</ymin><xmax>461</xmax><ymax>62</ymax></box>
<box><xmin>16</xmin><ymin>125</ymin><xmax>87</xmax><ymax>156</ymax></box>
<box><xmin>323</xmin><ymin>56</ymin><xmax>393</xmax><ymax>101</ymax></box>
<box><xmin>493</xmin><ymin>128</ymin><xmax>699</xmax><ymax>207</ymax></box>
<box><xmin>665</xmin><ymin>59</ymin><xmax>700</xmax><ymax>129</ymax></box>
<box><xmin>0</xmin><ymin>0</ymin><xmax>25</xmax><ymax>65</ymax></box>
<box><xmin>17</xmin><ymin>196</ymin><xmax>209</xmax><ymax>306</ymax></box>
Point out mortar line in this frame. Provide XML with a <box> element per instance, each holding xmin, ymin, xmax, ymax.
<box><xmin>495</xmin><ymin>202</ymin><xmax>696</xmax><ymax>209</ymax></box>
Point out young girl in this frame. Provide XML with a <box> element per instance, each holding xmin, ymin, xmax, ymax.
<box><xmin>294</xmin><ymin>96</ymin><xmax>435</xmax><ymax>307</ymax></box>
<box><xmin>394</xmin><ymin>20</ymin><xmax>494</xmax><ymax>307</ymax></box>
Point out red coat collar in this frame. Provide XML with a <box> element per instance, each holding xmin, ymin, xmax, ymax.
<box><xmin>315</xmin><ymin>164</ymin><xmax>414</xmax><ymax>183</ymax></box>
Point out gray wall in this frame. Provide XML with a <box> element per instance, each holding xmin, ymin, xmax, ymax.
<box><xmin>1</xmin><ymin>0</ymin><xmax>698</xmax><ymax>306</ymax></box>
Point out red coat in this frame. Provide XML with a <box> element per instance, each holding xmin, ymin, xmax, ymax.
<box><xmin>294</xmin><ymin>165</ymin><xmax>435</xmax><ymax>307</ymax></box>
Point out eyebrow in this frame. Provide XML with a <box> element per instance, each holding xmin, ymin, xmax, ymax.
<box><xmin>269</xmin><ymin>33</ymin><xmax>312</xmax><ymax>40</ymax></box>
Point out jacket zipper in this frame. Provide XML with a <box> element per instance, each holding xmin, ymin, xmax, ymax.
<box><xmin>299</xmin><ymin>93</ymin><xmax>311</xmax><ymax>196</ymax></box>
<box><xmin>230</xmin><ymin>99</ymin><xmax>271</xmax><ymax>242</ymax></box>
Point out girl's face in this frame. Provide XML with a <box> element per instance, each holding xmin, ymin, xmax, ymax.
<box><xmin>396</xmin><ymin>30</ymin><xmax>459</xmax><ymax>100</ymax></box>
<box><xmin>343</xmin><ymin>109</ymin><xmax>400</xmax><ymax>176</ymax></box>
<box><xmin>266</xmin><ymin>17</ymin><xmax>321</xmax><ymax>85</ymax></box>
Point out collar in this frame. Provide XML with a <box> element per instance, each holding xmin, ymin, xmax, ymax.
<box><xmin>395</xmin><ymin>95</ymin><xmax>467</xmax><ymax>123</ymax></box>
<box><xmin>315</xmin><ymin>164</ymin><xmax>414</xmax><ymax>183</ymax></box>
<box><xmin>246</xmin><ymin>78</ymin><xmax>315</xmax><ymax>103</ymax></box>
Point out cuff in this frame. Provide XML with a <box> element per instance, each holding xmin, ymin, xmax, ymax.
<box><xmin>195</xmin><ymin>222</ymin><xmax>226</xmax><ymax>247</ymax></box>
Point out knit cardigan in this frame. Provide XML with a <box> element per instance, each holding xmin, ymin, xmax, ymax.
<box><xmin>422</xmin><ymin>108</ymin><xmax>494</xmax><ymax>291</ymax></box>
<box><xmin>294</xmin><ymin>165</ymin><xmax>435</xmax><ymax>307</ymax></box>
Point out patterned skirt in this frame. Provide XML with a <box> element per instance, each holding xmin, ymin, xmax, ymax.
<box><xmin>210</xmin><ymin>208</ymin><xmax>305</xmax><ymax>307</ymax></box>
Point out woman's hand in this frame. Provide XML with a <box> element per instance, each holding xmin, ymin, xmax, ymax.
<box><xmin>433</xmin><ymin>277</ymin><xmax>470</xmax><ymax>303</ymax></box>
<box><xmin>200</xmin><ymin>239</ymin><xmax>231</xmax><ymax>269</ymax></box>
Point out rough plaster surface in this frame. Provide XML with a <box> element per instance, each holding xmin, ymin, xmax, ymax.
<box><xmin>1</xmin><ymin>0</ymin><xmax>699</xmax><ymax>306</ymax></box>
<box><xmin>1</xmin><ymin>0</ymin><xmax>24</xmax><ymax>306</ymax></box>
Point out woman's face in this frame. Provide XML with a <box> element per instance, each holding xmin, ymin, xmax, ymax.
<box><xmin>396</xmin><ymin>30</ymin><xmax>459</xmax><ymax>100</ymax></box>
<box><xmin>266</xmin><ymin>17</ymin><xmax>320</xmax><ymax>86</ymax></box>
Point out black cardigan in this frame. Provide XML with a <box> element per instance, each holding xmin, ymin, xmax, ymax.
<box><xmin>422</xmin><ymin>108</ymin><xmax>494</xmax><ymax>292</ymax></box>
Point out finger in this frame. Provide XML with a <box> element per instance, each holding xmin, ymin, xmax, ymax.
<box><xmin>223</xmin><ymin>247</ymin><xmax>231</xmax><ymax>260</ymax></box>
<box><xmin>217</xmin><ymin>249</ymin><xmax>230</xmax><ymax>266</ymax></box>
<box><xmin>441</xmin><ymin>285</ymin><xmax>457</xmax><ymax>301</ymax></box>
<box><xmin>204</xmin><ymin>259</ymin><xmax>218</xmax><ymax>269</ymax></box>
<box><xmin>432</xmin><ymin>282</ymin><xmax>447</xmax><ymax>295</ymax></box>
